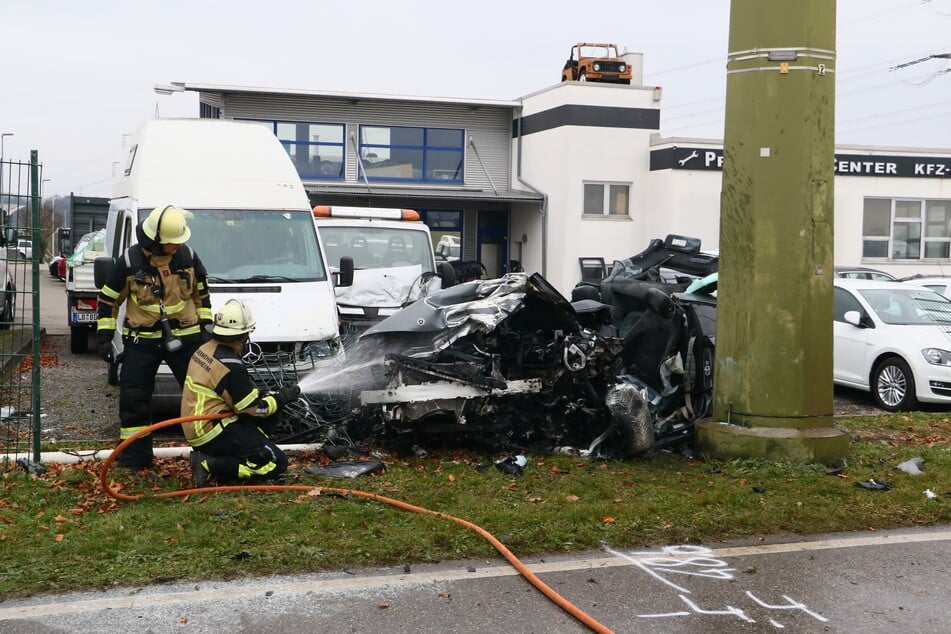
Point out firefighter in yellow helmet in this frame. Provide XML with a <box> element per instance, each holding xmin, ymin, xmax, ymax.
<box><xmin>96</xmin><ymin>205</ymin><xmax>212</xmax><ymax>469</ymax></box>
<box><xmin>181</xmin><ymin>299</ymin><xmax>300</xmax><ymax>486</ymax></box>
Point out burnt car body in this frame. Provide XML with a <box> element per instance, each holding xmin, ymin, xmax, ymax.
<box><xmin>316</xmin><ymin>246</ymin><xmax>717</xmax><ymax>457</ymax></box>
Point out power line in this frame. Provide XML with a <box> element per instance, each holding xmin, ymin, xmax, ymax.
<box><xmin>890</xmin><ymin>52</ymin><xmax>951</xmax><ymax>71</ymax></box>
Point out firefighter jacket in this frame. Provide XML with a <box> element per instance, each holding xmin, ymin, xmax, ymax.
<box><xmin>181</xmin><ymin>340</ymin><xmax>281</xmax><ymax>446</ymax></box>
<box><xmin>97</xmin><ymin>244</ymin><xmax>212</xmax><ymax>341</ymax></box>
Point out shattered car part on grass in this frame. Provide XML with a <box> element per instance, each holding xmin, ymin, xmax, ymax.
<box><xmin>292</xmin><ymin>242</ymin><xmax>716</xmax><ymax>460</ymax></box>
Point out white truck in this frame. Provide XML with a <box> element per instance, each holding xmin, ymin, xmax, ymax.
<box><xmin>95</xmin><ymin>118</ymin><xmax>352</xmax><ymax>410</ymax></box>
<box><xmin>313</xmin><ymin>205</ymin><xmax>456</xmax><ymax>333</ymax></box>
<box><xmin>64</xmin><ymin>228</ymin><xmax>107</xmax><ymax>353</ymax></box>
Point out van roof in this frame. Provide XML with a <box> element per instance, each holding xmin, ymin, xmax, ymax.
<box><xmin>111</xmin><ymin>118</ymin><xmax>310</xmax><ymax>211</ymax></box>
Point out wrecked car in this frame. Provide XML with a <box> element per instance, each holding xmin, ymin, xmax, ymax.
<box><xmin>294</xmin><ymin>259</ymin><xmax>715</xmax><ymax>458</ymax></box>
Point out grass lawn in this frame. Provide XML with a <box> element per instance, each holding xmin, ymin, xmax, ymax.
<box><xmin>0</xmin><ymin>411</ymin><xmax>948</xmax><ymax>598</ymax></box>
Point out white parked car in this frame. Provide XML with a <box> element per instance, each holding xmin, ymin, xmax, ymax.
<box><xmin>16</xmin><ymin>239</ymin><xmax>32</xmax><ymax>260</ymax></box>
<box><xmin>834</xmin><ymin>278</ymin><xmax>951</xmax><ymax>411</ymax></box>
<box><xmin>899</xmin><ymin>275</ymin><xmax>951</xmax><ymax>299</ymax></box>
<box><xmin>435</xmin><ymin>235</ymin><xmax>460</xmax><ymax>261</ymax></box>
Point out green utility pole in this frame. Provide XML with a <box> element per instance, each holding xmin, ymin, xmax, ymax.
<box><xmin>697</xmin><ymin>0</ymin><xmax>849</xmax><ymax>463</ymax></box>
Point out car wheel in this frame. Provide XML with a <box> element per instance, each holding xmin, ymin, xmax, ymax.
<box><xmin>871</xmin><ymin>356</ymin><xmax>918</xmax><ymax>412</ymax></box>
<box><xmin>579</xmin><ymin>69</ymin><xmax>587</xmax><ymax>82</ymax></box>
<box><xmin>70</xmin><ymin>326</ymin><xmax>90</xmax><ymax>354</ymax></box>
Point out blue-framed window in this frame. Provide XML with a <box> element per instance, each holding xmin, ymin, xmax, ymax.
<box><xmin>244</xmin><ymin>119</ymin><xmax>345</xmax><ymax>180</ymax></box>
<box><xmin>359</xmin><ymin>125</ymin><xmax>464</xmax><ymax>183</ymax></box>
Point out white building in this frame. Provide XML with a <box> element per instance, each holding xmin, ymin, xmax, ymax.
<box><xmin>165</xmin><ymin>66</ymin><xmax>951</xmax><ymax>297</ymax></box>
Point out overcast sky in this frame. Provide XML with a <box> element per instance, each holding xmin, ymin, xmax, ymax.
<box><xmin>2</xmin><ymin>0</ymin><xmax>949</xmax><ymax>198</ymax></box>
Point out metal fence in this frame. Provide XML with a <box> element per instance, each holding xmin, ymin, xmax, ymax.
<box><xmin>0</xmin><ymin>152</ymin><xmax>43</xmax><ymax>464</ymax></box>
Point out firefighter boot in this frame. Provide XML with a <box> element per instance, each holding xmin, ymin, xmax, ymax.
<box><xmin>190</xmin><ymin>451</ymin><xmax>211</xmax><ymax>487</ymax></box>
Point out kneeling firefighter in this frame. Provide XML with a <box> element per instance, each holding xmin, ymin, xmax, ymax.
<box><xmin>97</xmin><ymin>205</ymin><xmax>212</xmax><ymax>469</ymax></box>
<box><xmin>181</xmin><ymin>299</ymin><xmax>301</xmax><ymax>485</ymax></box>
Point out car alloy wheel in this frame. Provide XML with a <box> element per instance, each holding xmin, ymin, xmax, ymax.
<box><xmin>872</xmin><ymin>356</ymin><xmax>917</xmax><ymax>411</ymax></box>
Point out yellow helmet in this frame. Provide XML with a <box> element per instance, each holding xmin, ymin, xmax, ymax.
<box><xmin>142</xmin><ymin>205</ymin><xmax>193</xmax><ymax>244</ymax></box>
<box><xmin>212</xmin><ymin>300</ymin><xmax>256</xmax><ymax>336</ymax></box>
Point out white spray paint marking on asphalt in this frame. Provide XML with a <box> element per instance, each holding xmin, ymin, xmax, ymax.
<box><xmin>1</xmin><ymin>529</ymin><xmax>948</xmax><ymax>621</ymax></box>
<box><xmin>602</xmin><ymin>544</ymin><xmax>831</xmax><ymax>626</ymax></box>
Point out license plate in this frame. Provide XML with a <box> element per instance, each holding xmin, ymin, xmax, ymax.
<box><xmin>72</xmin><ymin>312</ymin><xmax>98</xmax><ymax>323</ymax></box>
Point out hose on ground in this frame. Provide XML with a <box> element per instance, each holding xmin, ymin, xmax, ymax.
<box><xmin>100</xmin><ymin>415</ymin><xmax>613</xmax><ymax>634</ymax></box>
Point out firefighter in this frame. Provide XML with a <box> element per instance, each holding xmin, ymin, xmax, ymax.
<box><xmin>181</xmin><ymin>299</ymin><xmax>300</xmax><ymax>486</ymax></box>
<box><xmin>97</xmin><ymin>205</ymin><xmax>212</xmax><ymax>469</ymax></box>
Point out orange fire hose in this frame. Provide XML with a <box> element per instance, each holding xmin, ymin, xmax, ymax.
<box><xmin>100</xmin><ymin>415</ymin><xmax>613</xmax><ymax>634</ymax></box>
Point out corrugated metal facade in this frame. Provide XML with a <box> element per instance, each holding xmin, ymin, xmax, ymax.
<box><xmin>207</xmin><ymin>93</ymin><xmax>513</xmax><ymax>193</ymax></box>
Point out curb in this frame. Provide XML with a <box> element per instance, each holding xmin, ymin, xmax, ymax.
<box><xmin>0</xmin><ymin>327</ymin><xmax>44</xmax><ymax>379</ymax></box>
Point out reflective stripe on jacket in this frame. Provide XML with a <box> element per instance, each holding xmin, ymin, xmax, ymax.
<box><xmin>181</xmin><ymin>340</ymin><xmax>279</xmax><ymax>446</ymax></box>
<box><xmin>97</xmin><ymin>244</ymin><xmax>212</xmax><ymax>337</ymax></box>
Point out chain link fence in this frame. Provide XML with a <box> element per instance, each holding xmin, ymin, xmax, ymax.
<box><xmin>0</xmin><ymin>152</ymin><xmax>43</xmax><ymax>464</ymax></box>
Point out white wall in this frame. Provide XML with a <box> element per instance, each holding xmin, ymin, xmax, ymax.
<box><xmin>517</xmin><ymin>83</ymin><xmax>660</xmax><ymax>296</ymax></box>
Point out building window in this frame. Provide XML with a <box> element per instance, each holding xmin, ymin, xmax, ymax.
<box><xmin>199</xmin><ymin>103</ymin><xmax>220</xmax><ymax>119</ymax></box>
<box><xmin>358</xmin><ymin>125</ymin><xmax>464</xmax><ymax>183</ymax></box>
<box><xmin>422</xmin><ymin>211</ymin><xmax>462</xmax><ymax>261</ymax></box>
<box><xmin>862</xmin><ymin>197</ymin><xmax>951</xmax><ymax>260</ymax></box>
<box><xmin>242</xmin><ymin>119</ymin><xmax>345</xmax><ymax>180</ymax></box>
<box><xmin>583</xmin><ymin>182</ymin><xmax>630</xmax><ymax>217</ymax></box>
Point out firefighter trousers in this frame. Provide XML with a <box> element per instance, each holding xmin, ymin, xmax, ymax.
<box><xmin>117</xmin><ymin>334</ymin><xmax>202</xmax><ymax>468</ymax></box>
<box><xmin>193</xmin><ymin>415</ymin><xmax>288</xmax><ymax>482</ymax></box>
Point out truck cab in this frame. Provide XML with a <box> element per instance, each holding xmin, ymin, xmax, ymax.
<box><xmin>314</xmin><ymin>205</ymin><xmax>455</xmax><ymax>333</ymax></box>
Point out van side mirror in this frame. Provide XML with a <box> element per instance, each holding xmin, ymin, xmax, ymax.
<box><xmin>438</xmin><ymin>261</ymin><xmax>457</xmax><ymax>288</ymax></box>
<box><xmin>336</xmin><ymin>256</ymin><xmax>354</xmax><ymax>287</ymax></box>
<box><xmin>93</xmin><ymin>256</ymin><xmax>115</xmax><ymax>289</ymax></box>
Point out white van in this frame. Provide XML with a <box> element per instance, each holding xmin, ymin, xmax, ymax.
<box><xmin>97</xmin><ymin>118</ymin><xmax>351</xmax><ymax>410</ymax></box>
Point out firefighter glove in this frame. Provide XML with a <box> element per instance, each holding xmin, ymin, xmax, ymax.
<box><xmin>97</xmin><ymin>334</ymin><xmax>114</xmax><ymax>363</ymax></box>
<box><xmin>274</xmin><ymin>383</ymin><xmax>301</xmax><ymax>409</ymax></box>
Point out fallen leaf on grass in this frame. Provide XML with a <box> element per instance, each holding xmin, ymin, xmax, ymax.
<box><xmin>565</xmin><ymin>495</ymin><xmax>580</xmax><ymax>502</ymax></box>
<box><xmin>54</xmin><ymin>534</ymin><xmax>64</xmax><ymax>542</ymax></box>
<box><xmin>602</xmin><ymin>516</ymin><xmax>615</xmax><ymax>524</ymax></box>
<box><xmin>447</xmin><ymin>474</ymin><xmax>456</xmax><ymax>482</ymax></box>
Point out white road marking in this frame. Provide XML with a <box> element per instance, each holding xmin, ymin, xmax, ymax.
<box><xmin>1</xmin><ymin>529</ymin><xmax>948</xmax><ymax>620</ymax></box>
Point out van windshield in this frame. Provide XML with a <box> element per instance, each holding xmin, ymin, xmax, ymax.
<box><xmin>318</xmin><ymin>226</ymin><xmax>435</xmax><ymax>273</ymax></box>
<box><xmin>141</xmin><ymin>208</ymin><xmax>327</xmax><ymax>282</ymax></box>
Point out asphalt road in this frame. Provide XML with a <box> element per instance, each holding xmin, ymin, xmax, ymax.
<box><xmin>0</xmin><ymin>527</ymin><xmax>947</xmax><ymax>633</ymax></box>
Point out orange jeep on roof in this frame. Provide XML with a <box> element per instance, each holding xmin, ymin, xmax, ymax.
<box><xmin>561</xmin><ymin>42</ymin><xmax>632</xmax><ymax>85</ymax></box>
